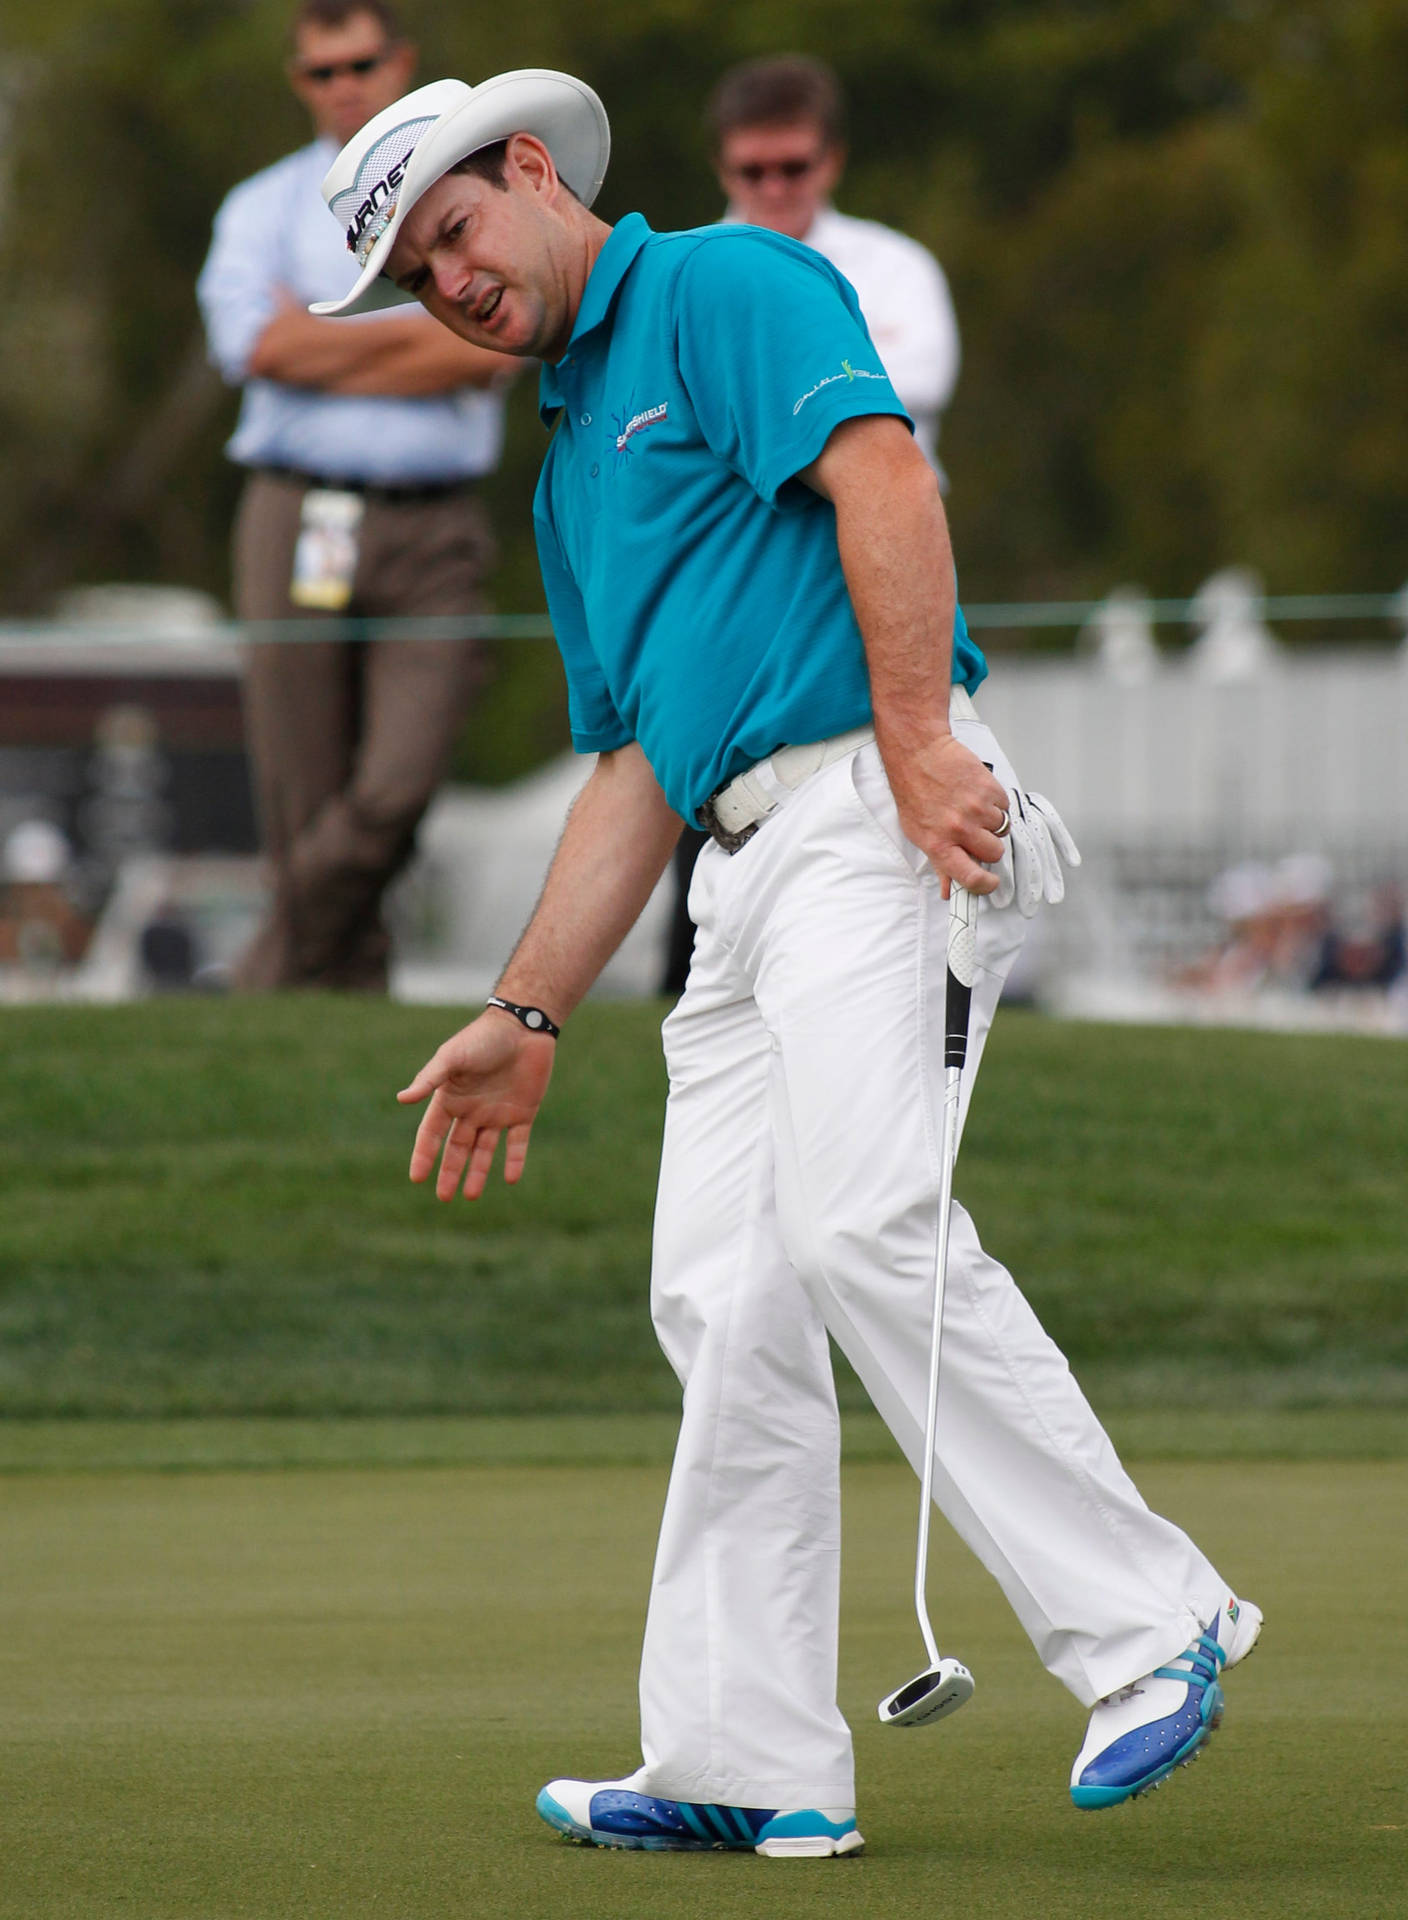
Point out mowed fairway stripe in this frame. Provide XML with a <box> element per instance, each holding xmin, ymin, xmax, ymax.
<box><xmin>1</xmin><ymin>1460</ymin><xmax>1404</xmax><ymax>1920</ymax></box>
<box><xmin>2</xmin><ymin>1000</ymin><xmax>1405</xmax><ymax>1422</ymax></box>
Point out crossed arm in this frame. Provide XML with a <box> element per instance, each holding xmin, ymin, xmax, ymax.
<box><xmin>248</xmin><ymin>296</ymin><xmax>515</xmax><ymax>397</ymax></box>
<box><xmin>399</xmin><ymin>413</ymin><xmax>1005</xmax><ymax>1198</ymax></box>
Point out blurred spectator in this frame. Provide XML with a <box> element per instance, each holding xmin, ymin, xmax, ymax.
<box><xmin>0</xmin><ymin>820</ymin><xmax>90</xmax><ymax>971</ymax></box>
<box><xmin>1311</xmin><ymin>886</ymin><xmax>1406</xmax><ymax>991</ymax></box>
<box><xmin>706</xmin><ymin>54</ymin><xmax>960</xmax><ymax>480</ymax></box>
<box><xmin>1186</xmin><ymin>855</ymin><xmax>1404</xmax><ymax>999</ymax></box>
<box><xmin>197</xmin><ymin>0</ymin><xmax>514</xmax><ymax>991</ymax></box>
<box><xmin>138</xmin><ymin>903</ymin><xmax>201</xmax><ymax>993</ymax></box>
<box><xmin>1182</xmin><ymin>860</ymin><xmax>1283</xmax><ymax>993</ymax></box>
<box><xmin>1264</xmin><ymin>853</ymin><xmax>1335</xmax><ymax>990</ymax></box>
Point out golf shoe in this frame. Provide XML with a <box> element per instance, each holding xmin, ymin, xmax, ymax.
<box><xmin>1070</xmin><ymin>1595</ymin><xmax>1263</xmax><ymax>1809</ymax></box>
<box><xmin>536</xmin><ymin>1775</ymin><xmax>863</xmax><ymax>1857</ymax></box>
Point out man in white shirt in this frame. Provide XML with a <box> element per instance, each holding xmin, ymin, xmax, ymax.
<box><xmin>707</xmin><ymin>54</ymin><xmax>960</xmax><ymax>477</ymax></box>
<box><xmin>198</xmin><ymin>0</ymin><xmax>513</xmax><ymax>990</ymax></box>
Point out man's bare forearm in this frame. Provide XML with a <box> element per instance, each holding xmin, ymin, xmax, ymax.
<box><xmin>829</xmin><ymin>444</ymin><xmax>956</xmax><ymax>767</ymax></box>
<box><xmin>496</xmin><ymin>742</ymin><xmax>683</xmax><ymax>1023</ymax></box>
<box><xmin>802</xmin><ymin>413</ymin><xmax>1007</xmax><ymax>890</ymax></box>
<box><xmin>248</xmin><ymin>304</ymin><xmax>512</xmax><ymax>394</ymax></box>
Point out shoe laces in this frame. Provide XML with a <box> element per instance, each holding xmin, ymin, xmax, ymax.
<box><xmin>1152</xmin><ymin>1630</ymin><xmax>1225</xmax><ymax>1692</ymax></box>
<box><xmin>1099</xmin><ymin>1628</ymin><xmax>1226</xmax><ymax>1709</ymax></box>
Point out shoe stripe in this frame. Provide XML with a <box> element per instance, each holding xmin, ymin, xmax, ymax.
<box><xmin>677</xmin><ymin>1804</ymin><xmax>714</xmax><ymax>1843</ymax></box>
<box><xmin>1153</xmin><ymin>1632</ymin><xmax>1225</xmax><ymax>1690</ymax></box>
<box><xmin>713</xmin><ymin>1805</ymin><xmax>749</xmax><ymax>1844</ymax></box>
<box><xmin>724</xmin><ymin>1806</ymin><xmax>758</xmax><ymax>1843</ymax></box>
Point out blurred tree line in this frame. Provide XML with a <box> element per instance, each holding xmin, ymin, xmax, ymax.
<box><xmin>3</xmin><ymin>0</ymin><xmax>1407</xmax><ymax>777</ymax></box>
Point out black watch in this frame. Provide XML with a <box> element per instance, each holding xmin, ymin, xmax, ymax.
<box><xmin>485</xmin><ymin>995</ymin><xmax>561</xmax><ymax>1038</ymax></box>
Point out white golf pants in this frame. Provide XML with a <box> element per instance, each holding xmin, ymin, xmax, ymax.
<box><xmin>635</xmin><ymin>712</ymin><xmax>1230</xmax><ymax>1811</ymax></box>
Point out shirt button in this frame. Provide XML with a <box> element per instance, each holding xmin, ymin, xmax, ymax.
<box><xmin>590</xmin><ymin>463</ymin><xmax>600</xmax><ymax>478</ymax></box>
<box><xmin>580</xmin><ymin>412</ymin><xmax>592</xmax><ymax>425</ymax></box>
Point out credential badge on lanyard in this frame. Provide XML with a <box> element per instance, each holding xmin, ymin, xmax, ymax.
<box><xmin>289</xmin><ymin>488</ymin><xmax>365</xmax><ymax>611</ymax></box>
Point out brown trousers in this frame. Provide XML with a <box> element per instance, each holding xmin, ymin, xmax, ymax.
<box><xmin>231</xmin><ymin>469</ymin><xmax>494</xmax><ymax>990</ymax></box>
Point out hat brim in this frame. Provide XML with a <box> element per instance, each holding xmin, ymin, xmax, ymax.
<box><xmin>312</xmin><ymin>69</ymin><xmax>609</xmax><ymax>317</ymax></box>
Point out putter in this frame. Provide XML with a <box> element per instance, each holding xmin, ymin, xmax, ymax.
<box><xmin>877</xmin><ymin>882</ymin><xmax>979</xmax><ymax>1729</ymax></box>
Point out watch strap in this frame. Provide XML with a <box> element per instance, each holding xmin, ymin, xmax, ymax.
<box><xmin>485</xmin><ymin>995</ymin><xmax>561</xmax><ymax>1038</ymax></box>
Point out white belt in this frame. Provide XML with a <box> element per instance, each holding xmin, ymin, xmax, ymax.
<box><xmin>706</xmin><ymin>685</ymin><xmax>978</xmax><ymax>842</ymax></box>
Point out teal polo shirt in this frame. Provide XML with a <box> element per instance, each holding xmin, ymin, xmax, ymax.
<box><xmin>534</xmin><ymin>212</ymin><xmax>987</xmax><ymax>825</ymax></box>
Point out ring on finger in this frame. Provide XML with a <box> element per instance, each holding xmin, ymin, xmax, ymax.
<box><xmin>995</xmin><ymin>807</ymin><xmax>1011</xmax><ymax>838</ymax></box>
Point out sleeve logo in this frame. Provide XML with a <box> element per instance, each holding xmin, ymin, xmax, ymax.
<box><xmin>792</xmin><ymin>359</ymin><xmax>889</xmax><ymax>415</ymax></box>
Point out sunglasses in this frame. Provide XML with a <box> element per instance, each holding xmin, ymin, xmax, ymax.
<box><xmin>727</xmin><ymin>156</ymin><xmax>824</xmax><ymax>185</ymax></box>
<box><xmin>296</xmin><ymin>48</ymin><xmax>393</xmax><ymax>84</ymax></box>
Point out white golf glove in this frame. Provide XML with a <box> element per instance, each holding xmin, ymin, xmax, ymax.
<box><xmin>989</xmin><ymin>788</ymin><xmax>1081</xmax><ymax>916</ymax></box>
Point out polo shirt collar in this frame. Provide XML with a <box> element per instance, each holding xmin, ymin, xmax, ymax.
<box><xmin>539</xmin><ymin>212</ymin><xmax>653</xmax><ymax>422</ymax></box>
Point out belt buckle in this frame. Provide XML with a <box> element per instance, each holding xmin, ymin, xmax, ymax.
<box><xmin>699</xmin><ymin>794</ymin><xmax>761</xmax><ymax>856</ymax></box>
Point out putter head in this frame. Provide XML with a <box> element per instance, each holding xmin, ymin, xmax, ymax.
<box><xmin>877</xmin><ymin>1657</ymin><xmax>974</xmax><ymax>1728</ymax></box>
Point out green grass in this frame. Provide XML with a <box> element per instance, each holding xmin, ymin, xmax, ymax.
<box><xmin>0</xmin><ymin>998</ymin><xmax>1405</xmax><ymax>1417</ymax></box>
<box><xmin>3</xmin><ymin>1456</ymin><xmax>1405</xmax><ymax>1919</ymax></box>
<box><xmin>0</xmin><ymin>1408</ymin><xmax>1406</xmax><ymax>1473</ymax></box>
<box><xmin>3</xmin><ymin>1000</ymin><xmax>1402</xmax><ymax>1916</ymax></box>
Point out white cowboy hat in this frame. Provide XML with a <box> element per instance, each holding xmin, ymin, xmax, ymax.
<box><xmin>312</xmin><ymin>69</ymin><xmax>609</xmax><ymax>316</ymax></box>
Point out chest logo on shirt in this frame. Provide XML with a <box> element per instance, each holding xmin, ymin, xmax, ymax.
<box><xmin>612</xmin><ymin>401</ymin><xmax>669</xmax><ymax>458</ymax></box>
<box><xmin>792</xmin><ymin>359</ymin><xmax>889</xmax><ymax>416</ymax></box>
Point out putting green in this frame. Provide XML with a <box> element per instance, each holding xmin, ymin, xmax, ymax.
<box><xmin>2</xmin><ymin>1458</ymin><xmax>1404</xmax><ymax>1919</ymax></box>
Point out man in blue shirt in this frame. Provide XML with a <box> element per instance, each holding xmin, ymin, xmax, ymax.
<box><xmin>197</xmin><ymin>1</ymin><xmax>513</xmax><ymax>990</ymax></box>
<box><xmin>317</xmin><ymin>71</ymin><xmax>1261</xmax><ymax>1855</ymax></box>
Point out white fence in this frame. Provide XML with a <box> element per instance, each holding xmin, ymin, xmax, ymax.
<box><xmin>976</xmin><ymin>650</ymin><xmax>1408</xmax><ymax>851</ymax></box>
<box><xmin>3</xmin><ymin>582</ymin><xmax>1407</xmax><ymax>1022</ymax></box>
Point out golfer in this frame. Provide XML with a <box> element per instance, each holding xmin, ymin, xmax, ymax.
<box><xmin>316</xmin><ymin>70</ymin><xmax>1262</xmax><ymax>1856</ymax></box>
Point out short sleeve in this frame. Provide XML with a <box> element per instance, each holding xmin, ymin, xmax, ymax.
<box><xmin>672</xmin><ymin>233</ymin><xmax>911</xmax><ymax>505</ymax></box>
<box><xmin>533</xmin><ymin>504</ymin><xmax>631</xmax><ymax>755</ymax></box>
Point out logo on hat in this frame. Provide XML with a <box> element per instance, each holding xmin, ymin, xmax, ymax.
<box><xmin>329</xmin><ymin>115</ymin><xmax>437</xmax><ymax>259</ymax></box>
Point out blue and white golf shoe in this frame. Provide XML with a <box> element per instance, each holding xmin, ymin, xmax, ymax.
<box><xmin>1070</xmin><ymin>1595</ymin><xmax>1263</xmax><ymax>1809</ymax></box>
<box><xmin>536</xmin><ymin>1775</ymin><xmax>864</xmax><ymax>1857</ymax></box>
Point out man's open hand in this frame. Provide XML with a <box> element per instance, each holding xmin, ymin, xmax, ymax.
<box><xmin>397</xmin><ymin>1012</ymin><xmax>557</xmax><ymax>1201</ymax></box>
